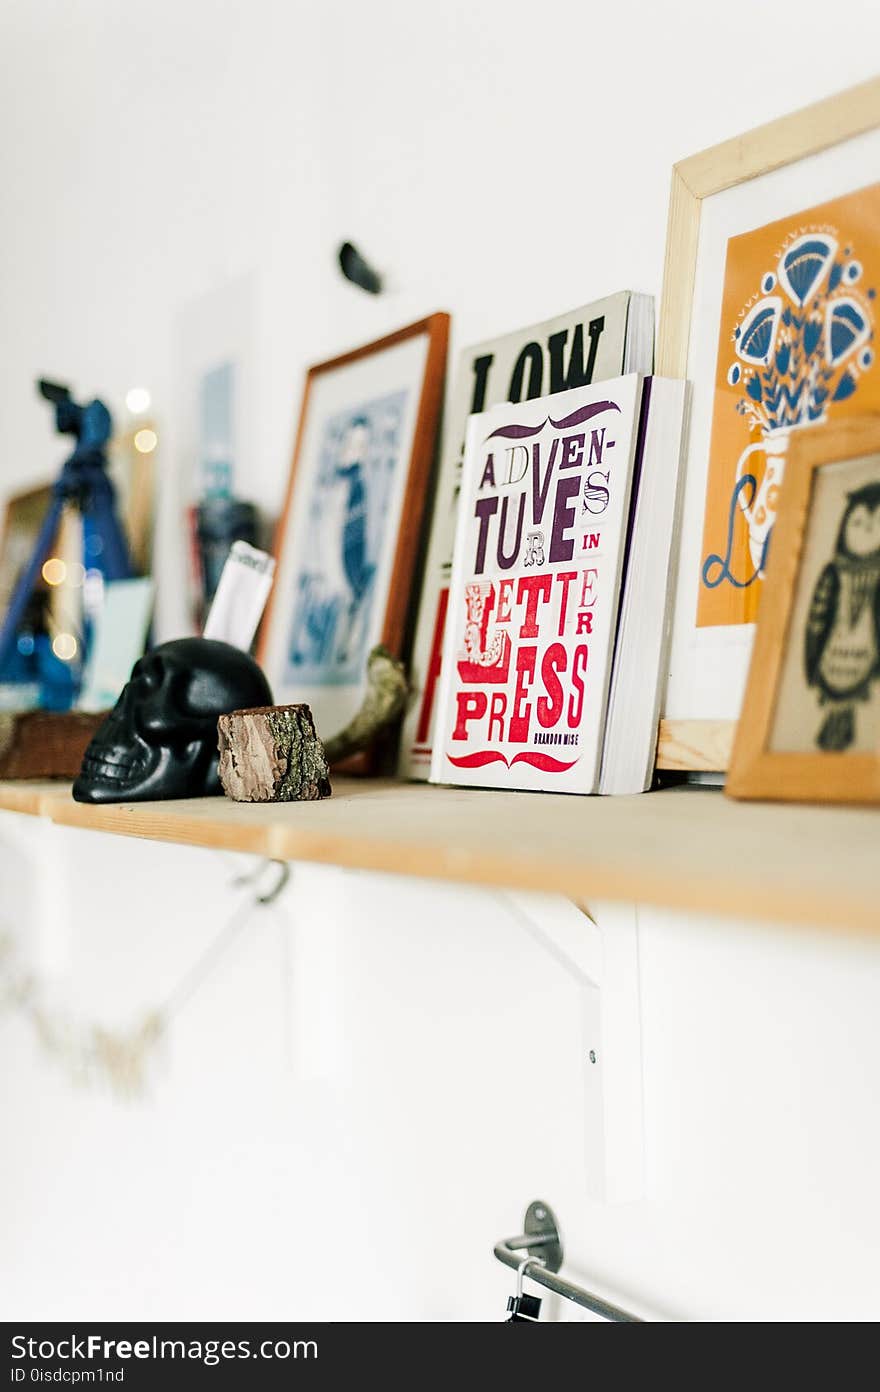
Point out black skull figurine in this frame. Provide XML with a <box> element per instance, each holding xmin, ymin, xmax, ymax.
<box><xmin>72</xmin><ymin>638</ymin><xmax>273</xmax><ymax>803</ymax></box>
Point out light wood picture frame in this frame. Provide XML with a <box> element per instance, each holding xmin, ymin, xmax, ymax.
<box><xmin>0</xmin><ymin>482</ymin><xmax>54</xmax><ymax>619</ymax></box>
<box><xmin>258</xmin><ymin>313</ymin><xmax>449</xmax><ymax>770</ymax></box>
<box><xmin>657</xmin><ymin>75</ymin><xmax>880</xmax><ymax>774</ymax></box>
<box><xmin>727</xmin><ymin>415</ymin><xmax>880</xmax><ymax>803</ymax></box>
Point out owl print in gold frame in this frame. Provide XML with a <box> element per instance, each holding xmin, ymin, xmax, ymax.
<box><xmin>727</xmin><ymin>415</ymin><xmax>880</xmax><ymax>803</ymax></box>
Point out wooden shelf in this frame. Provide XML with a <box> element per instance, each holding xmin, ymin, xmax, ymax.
<box><xmin>1</xmin><ymin>778</ymin><xmax>879</xmax><ymax>934</ymax></box>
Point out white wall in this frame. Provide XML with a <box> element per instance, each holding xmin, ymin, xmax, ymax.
<box><xmin>2</xmin><ymin>0</ymin><xmax>880</xmax><ymax>1322</ymax></box>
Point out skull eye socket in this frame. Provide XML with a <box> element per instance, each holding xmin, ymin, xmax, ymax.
<box><xmin>132</xmin><ymin>656</ymin><xmax>165</xmax><ymax>691</ymax></box>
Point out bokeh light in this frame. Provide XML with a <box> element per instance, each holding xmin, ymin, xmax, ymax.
<box><xmin>52</xmin><ymin>633</ymin><xmax>78</xmax><ymax>661</ymax></box>
<box><xmin>41</xmin><ymin>557</ymin><xmax>67</xmax><ymax>586</ymax></box>
<box><xmin>134</xmin><ymin>427</ymin><xmax>158</xmax><ymax>454</ymax></box>
<box><xmin>125</xmin><ymin>387</ymin><xmax>151</xmax><ymax>414</ymax></box>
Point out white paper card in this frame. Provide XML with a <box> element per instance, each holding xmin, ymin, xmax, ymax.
<box><xmin>78</xmin><ymin>578</ymin><xmax>154</xmax><ymax>711</ymax></box>
<box><xmin>203</xmin><ymin>540</ymin><xmax>275</xmax><ymax>650</ymax></box>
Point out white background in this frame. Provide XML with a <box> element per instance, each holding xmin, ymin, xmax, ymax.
<box><xmin>2</xmin><ymin>0</ymin><xmax>880</xmax><ymax>1322</ymax></box>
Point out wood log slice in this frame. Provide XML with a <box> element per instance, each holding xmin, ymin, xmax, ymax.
<box><xmin>217</xmin><ymin>704</ymin><xmax>331</xmax><ymax>802</ymax></box>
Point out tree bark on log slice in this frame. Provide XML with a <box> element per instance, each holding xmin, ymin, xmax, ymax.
<box><xmin>217</xmin><ymin>704</ymin><xmax>331</xmax><ymax>802</ymax></box>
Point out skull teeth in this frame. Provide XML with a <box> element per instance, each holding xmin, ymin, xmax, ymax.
<box><xmin>82</xmin><ymin>751</ymin><xmax>149</xmax><ymax>779</ymax></box>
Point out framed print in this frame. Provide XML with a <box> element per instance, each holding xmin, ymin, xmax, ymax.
<box><xmin>727</xmin><ymin>416</ymin><xmax>880</xmax><ymax>804</ymax></box>
<box><xmin>0</xmin><ymin>483</ymin><xmax>53</xmax><ymax>620</ymax></box>
<box><xmin>258</xmin><ymin>314</ymin><xmax>449</xmax><ymax>760</ymax></box>
<box><xmin>657</xmin><ymin>76</ymin><xmax>880</xmax><ymax>773</ymax></box>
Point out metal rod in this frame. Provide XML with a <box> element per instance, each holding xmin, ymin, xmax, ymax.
<box><xmin>504</xmin><ymin>1233</ymin><xmax>559</xmax><ymax>1250</ymax></box>
<box><xmin>494</xmin><ymin>1235</ymin><xmax>643</xmax><ymax>1323</ymax></box>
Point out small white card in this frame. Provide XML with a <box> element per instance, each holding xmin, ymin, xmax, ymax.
<box><xmin>203</xmin><ymin>540</ymin><xmax>275</xmax><ymax>651</ymax></box>
<box><xmin>78</xmin><ymin>578</ymin><xmax>154</xmax><ymax>711</ymax></box>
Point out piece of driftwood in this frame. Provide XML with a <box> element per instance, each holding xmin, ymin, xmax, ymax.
<box><xmin>217</xmin><ymin>703</ymin><xmax>331</xmax><ymax>803</ymax></box>
<box><xmin>0</xmin><ymin>709</ymin><xmax>107</xmax><ymax>780</ymax></box>
<box><xmin>324</xmin><ymin>645</ymin><xmax>408</xmax><ymax>767</ymax></box>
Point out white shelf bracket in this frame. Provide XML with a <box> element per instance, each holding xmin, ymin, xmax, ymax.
<box><xmin>502</xmin><ymin>892</ymin><xmax>644</xmax><ymax>1203</ymax></box>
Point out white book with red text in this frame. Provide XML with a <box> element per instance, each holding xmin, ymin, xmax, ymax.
<box><xmin>429</xmin><ymin>375</ymin><xmax>645</xmax><ymax>794</ymax></box>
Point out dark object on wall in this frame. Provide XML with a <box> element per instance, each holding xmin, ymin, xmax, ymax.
<box><xmin>0</xmin><ymin>380</ymin><xmax>132</xmax><ymax>684</ymax></box>
<box><xmin>323</xmin><ymin>644</ymin><xmax>407</xmax><ymax>767</ymax></box>
<box><xmin>72</xmin><ymin>637</ymin><xmax>272</xmax><ymax>804</ymax></box>
<box><xmin>217</xmin><ymin>704</ymin><xmax>331</xmax><ymax>802</ymax></box>
<box><xmin>195</xmin><ymin>497</ymin><xmax>259</xmax><ymax>606</ymax></box>
<box><xmin>338</xmin><ymin>242</ymin><xmax>383</xmax><ymax>295</ymax></box>
<box><xmin>0</xmin><ymin>710</ymin><xmax>107</xmax><ymax>779</ymax></box>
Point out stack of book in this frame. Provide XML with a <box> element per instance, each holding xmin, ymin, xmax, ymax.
<box><xmin>400</xmin><ymin>290</ymin><xmax>655</xmax><ymax>782</ymax></box>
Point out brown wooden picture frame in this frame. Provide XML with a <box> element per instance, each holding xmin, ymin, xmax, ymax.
<box><xmin>656</xmin><ymin>75</ymin><xmax>880</xmax><ymax>775</ymax></box>
<box><xmin>727</xmin><ymin>415</ymin><xmax>880</xmax><ymax>804</ymax></box>
<box><xmin>258</xmin><ymin>313</ymin><xmax>449</xmax><ymax>770</ymax></box>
